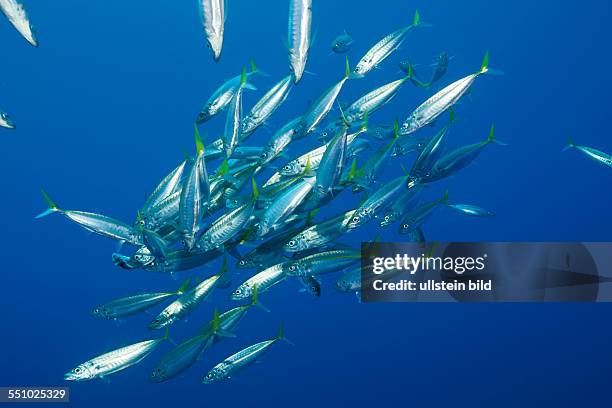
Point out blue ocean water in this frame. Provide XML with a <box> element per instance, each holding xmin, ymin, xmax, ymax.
<box><xmin>1</xmin><ymin>0</ymin><xmax>612</xmax><ymax>406</ymax></box>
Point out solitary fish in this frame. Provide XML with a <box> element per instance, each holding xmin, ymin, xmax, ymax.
<box><xmin>352</xmin><ymin>10</ymin><xmax>424</xmax><ymax>78</ymax></box>
<box><xmin>446</xmin><ymin>203</ymin><xmax>495</xmax><ymax>217</ymax></box>
<box><xmin>0</xmin><ymin>0</ymin><xmax>37</xmax><ymax>46</ymax></box>
<box><xmin>199</xmin><ymin>0</ymin><xmax>225</xmax><ymax>61</ymax></box>
<box><xmin>64</xmin><ymin>329</ymin><xmax>169</xmax><ymax>381</ymax></box>
<box><xmin>331</xmin><ymin>31</ymin><xmax>353</xmax><ymax>54</ymax></box>
<box><xmin>0</xmin><ymin>111</ymin><xmax>14</xmax><ymax>129</ymax></box>
<box><xmin>564</xmin><ymin>138</ymin><xmax>612</xmax><ymax>168</ymax></box>
<box><xmin>288</xmin><ymin>0</ymin><xmax>312</xmax><ymax>83</ymax></box>
<box><xmin>202</xmin><ymin>323</ymin><xmax>290</xmax><ymax>384</ymax></box>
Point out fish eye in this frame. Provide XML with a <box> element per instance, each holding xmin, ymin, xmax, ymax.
<box><xmin>402</xmin><ymin>224</ymin><xmax>409</xmax><ymax>229</ymax></box>
<box><xmin>239</xmin><ymin>260</ymin><xmax>246</xmax><ymax>265</ymax></box>
<box><xmin>352</xmin><ymin>216</ymin><xmax>359</xmax><ymax>223</ymax></box>
<box><xmin>74</xmin><ymin>368</ymin><xmax>82</xmax><ymax>374</ymax></box>
<box><xmin>288</xmin><ymin>240</ymin><xmax>296</xmax><ymax>247</ymax></box>
<box><xmin>93</xmin><ymin>308</ymin><xmax>99</xmax><ymax>313</ymax></box>
<box><xmin>289</xmin><ymin>265</ymin><xmax>296</xmax><ymax>271</ymax></box>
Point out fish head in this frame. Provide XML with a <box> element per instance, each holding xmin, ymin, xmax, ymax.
<box><xmin>284</xmin><ymin>261</ymin><xmax>306</xmax><ymax>276</ymax></box>
<box><xmin>149</xmin><ymin>367</ymin><xmax>168</xmax><ymax>383</ymax></box>
<box><xmin>90</xmin><ymin>306</ymin><xmax>110</xmax><ymax>319</ymax></box>
<box><xmin>255</xmin><ymin>221</ymin><xmax>271</xmax><ymax>239</ymax></box>
<box><xmin>0</xmin><ymin>112</ymin><xmax>15</xmax><ymax>129</ymax></box>
<box><xmin>283</xmin><ymin>236</ymin><xmax>307</xmax><ymax>253</ymax></box>
<box><xmin>64</xmin><ymin>364</ymin><xmax>93</xmax><ymax>381</ymax></box>
<box><xmin>347</xmin><ymin>213</ymin><xmax>364</xmax><ymax>230</ymax></box>
<box><xmin>379</xmin><ymin>213</ymin><xmax>396</xmax><ymax>227</ymax></box>
<box><xmin>202</xmin><ymin>366</ymin><xmax>226</xmax><ymax>384</ymax></box>
<box><xmin>182</xmin><ymin>234</ymin><xmax>197</xmax><ymax>251</ymax></box>
<box><xmin>197</xmin><ymin>105</ymin><xmax>215</xmax><ymax>123</ymax></box>
<box><xmin>148</xmin><ymin>311</ymin><xmax>170</xmax><ymax>330</ymax></box>
<box><xmin>335</xmin><ymin>278</ymin><xmax>351</xmax><ymax>292</ymax></box>
<box><xmin>279</xmin><ymin>161</ymin><xmax>302</xmax><ymax>177</ymax></box>
<box><xmin>352</xmin><ymin>63</ymin><xmax>367</xmax><ymax>78</ymax></box>
<box><xmin>236</xmin><ymin>257</ymin><xmax>255</xmax><ymax>269</ymax></box>
<box><xmin>206</xmin><ymin>32</ymin><xmax>223</xmax><ymax>62</ymax></box>
<box><xmin>399</xmin><ymin>220</ymin><xmax>414</xmax><ymax>235</ymax></box>
<box><xmin>230</xmin><ymin>284</ymin><xmax>249</xmax><ymax>300</ymax></box>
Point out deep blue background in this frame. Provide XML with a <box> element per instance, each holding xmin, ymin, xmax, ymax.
<box><xmin>2</xmin><ymin>0</ymin><xmax>612</xmax><ymax>407</ymax></box>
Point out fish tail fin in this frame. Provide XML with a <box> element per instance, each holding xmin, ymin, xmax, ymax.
<box><xmin>442</xmin><ymin>190</ymin><xmax>449</xmax><ymax>203</ymax></box>
<box><xmin>251</xmin><ymin>176</ymin><xmax>260</xmax><ymax>200</ymax></box>
<box><xmin>412</xmin><ymin>10</ymin><xmax>421</xmax><ymax>26</ymax></box>
<box><xmin>338</xmin><ymin>103</ymin><xmax>349</xmax><ymax>127</ymax></box>
<box><xmin>412</xmin><ymin>10</ymin><xmax>432</xmax><ymax>28</ymax></box>
<box><xmin>212</xmin><ymin>308</ymin><xmax>220</xmax><ymax>330</ymax></box>
<box><xmin>486</xmin><ymin>123</ymin><xmax>507</xmax><ymax>145</ymax></box>
<box><xmin>564</xmin><ymin>137</ymin><xmax>576</xmax><ymax>151</ymax></box>
<box><xmin>407</xmin><ymin>64</ymin><xmax>428</xmax><ymax>88</ymax></box>
<box><xmin>211</xmin><ymin>308</ymin><xmax>234</xmax><ymax>337</ymax></box>
<box><xmin>162</xmin><ymin>327</ymin><xmax>170</xmax><ymax>341</ymax></box>
<box><xmin>219</xmin><ymin>256</ymin><xmax>228</xmax><ymax>276</ymax></box>
<box><xmin>251</xmin><ymin>284</ymin><xmax>270</xmax><ymax>312</ymax></box>
<box><xmin>218</xmin><ymin>158</ymin><xmax>230</xmax><ymax>176</ymax></box>
<box><xmin>277</xmin><ymin>321</ymin><xmax>295</xmax><ymax>345</ymax></box>
<box><xmin>194</xmin><ymin>124</ymin><xmax>205</xmax><ymax>155</ymax></box>
<box><xmin>346</xmin><ymin>158</ymin><xmax>358</xmax><ymax>182</ymax></box>
<box><xmin>344</xmin><ymin>56</ymin><xmax>351</xmax><ymax>79</ymax></box>
<box><xmin>240</xmin><ymin>66</ymin><xmax>248</xmax><ymax>86</ymax></box>
<box><xmin>36</xmin><ymin>189</ymin><xmax>61</xmax><ymax>219</ymax></box>
<box><xmin>478</xmin><ymin>51</ymin><xmax>505</xmax><ymax>76</ymax></box>
<box><xmin>303</xmin><ymin>157</ymin><xmax>313</xmax><ymax>175</ymax></box>
<box><xmin>176</xmin><ymin>277</ymin><xmax>192</xmax><ymax>295</ymax></box>
<box><xmin>249</xmin><ymin>58</ymin><xmax>258</xmax><ymax>73</ymax></box>
<box><xmin>394</xmin><ymin>119</ymin><xmax>400</xmax><ymax>139</ymax></box>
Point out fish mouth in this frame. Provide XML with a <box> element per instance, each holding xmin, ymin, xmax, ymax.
<box><xmin>63</xmin><ymin>373</ymin><xmax>78</xmax><ymax>381</ymax></box>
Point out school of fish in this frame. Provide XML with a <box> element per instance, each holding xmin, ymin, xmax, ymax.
<box><xmin>0</xmin><ymin>0</ymin><xmax>603</xmax><ymax>386</ymax></box>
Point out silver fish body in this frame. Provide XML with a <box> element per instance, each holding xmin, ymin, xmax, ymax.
<box><xmin>284</xmin><ymin>209</ymin><xmax>355</xmax><ymax>253</ymax></box>
<box><xmin>199</xmin><ymin>0</ymin><xmax>225</xmax><ymax>61</ymax></box>
<box><xmin>0</xmin><ymin>111</ymin><xmax>15</xmax><ymax>129</ymax></box>
<box><xmin>288</xmin><ymin>0</ymin><xmax>312</xmax><ymax>83</ymax></box>
<box><xmin>241</xmin><ymin>75</ymin><xmax>294</xmax><ymax>139</ymax></box>
<box><xmin>91</xmin><ymin>292</ymin><xmax>175</xmax><ymax>320</ymax></box>
<box><xmin>64</xmin><ymin>334</ymin><xmax>166</xmax><ymax>381</ymax></box>
<box><xmin>0</xmin><ymin>0</ymin><xmax>37</xmax><ymax>46</ymax></box>
<box><xmin>258</xmin><ymin>177</ymin><xmax>315</xmax><ymax>238</ymax></box>
<box><xmin>149</xmin><ymin>273</ymin><xmax>223</xmax><ymax>329</ymax></box>
<box><xmin>231</xmin><ymin>263</ymin><xmax>286</xmax><ymax>300</ymax></box>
